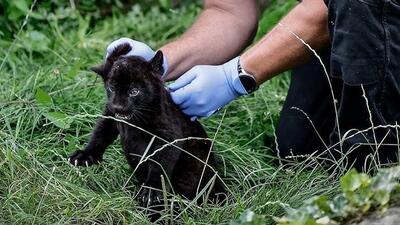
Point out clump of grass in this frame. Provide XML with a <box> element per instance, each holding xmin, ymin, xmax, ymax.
<box><xmin>0</xmin><ymin>0</ymin><xmax>344</xmax><ymax>224</ymax></box>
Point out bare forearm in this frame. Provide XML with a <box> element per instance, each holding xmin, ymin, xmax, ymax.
<box><xmin>241</xmin><ymin>0</ymin><xmax>330</xmax><ymax>85</ymax></box>
<box><xmin>161</xmin><ymin>0</ymin><xmax>259</xmax><ymax>81</ymax></box>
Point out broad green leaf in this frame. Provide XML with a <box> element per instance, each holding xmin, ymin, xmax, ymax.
<box><xmin>340</xmin><ymin>169</ymin><xmax>369</xmax><ymax>192</ymax></box>
<box><xmin>229</xmin><ymin>209</ymin><xmax>266</xmax><ymax>225</ymax></box>
<box><xmin>12</xmin><ymin>0</ymin><xmax>29</xmax><ymax>13</ymax></box>
<box><xmin>7</xmin><ymin>0</ymin><xmax>30</xmax><ymax>20</ymax></box>
<box><xmin>373</xmin><ymin>190</ymin><xmax>391</xmax><ymax>206</ymax></box>
<box><xmin>44</xmin><ymin>111</ymin><xmax>71</xmax><ymax>129</ymax></box>
<box><xmin>22</xmin><ymin>31</ymin><xmax>51</xmax><ymax>52</ymax></box>
<box><xmin>313</xmin><ymin>196</ymin><xmax>331</xmax><ymax>214</ymax></box>
<box><xmin>159</xmin><ymin>0</ymin><xmax>172</xmax><ymax>10</ymax></box>
<box><xmin>35</xmin><ymin>88</ymin><xmax>52</xmax><ymax>105</ymax></box>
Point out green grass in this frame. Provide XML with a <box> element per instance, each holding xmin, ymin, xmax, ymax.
<box><xmin>0</xmin><ymin>1</ymin><xmax>341</xmax><ymax>224</ymax></box>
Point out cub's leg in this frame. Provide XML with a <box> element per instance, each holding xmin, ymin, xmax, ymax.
<box><xmin>138</xmin><ymin>145</ymin><xmax>181</xmax><ymax>207</ymax></box>
<box><xmin>68</xmin><ymin>109</ymin><xmax>118</xmax><ymax>167</ymax></box>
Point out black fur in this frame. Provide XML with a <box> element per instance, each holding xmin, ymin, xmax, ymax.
<box><xmin>68</xmin><ymin>44</ymin><xmax>226</xmax><ymax>212</ymax></box>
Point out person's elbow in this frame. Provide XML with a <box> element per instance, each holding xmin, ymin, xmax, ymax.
<box><xmin>205</xmin><ymin>0</ymin><xmax>259</xmax><ymax>41</ymax></box>
<box><xmin>300</xmin><ymin>0</ymin><xmax>328</xmax><ymax>29</ymax></box>
<box><xmin>300</xmin><ymin>0</ymin><xmax>330</xmax><ymax>44</ymax></box>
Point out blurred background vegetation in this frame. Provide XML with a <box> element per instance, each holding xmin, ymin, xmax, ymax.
<box><xmin>0</xmin><ymin>0</ymin><xmax>196</xmax><ymax>38</ymax></box>
<box><xmin>0</xmin><ymin>0</ymin><xmax>201</xmax><ymax>51</ymax></box>
<box><xmin>2</xmin><ymin>0</ymin><xmax>280</xmax><ymax>41</ymax></box>
<box><xmin>0</xmin><ymin>0</ymin><xmax>295</xmax><ymax>49</ymax></box>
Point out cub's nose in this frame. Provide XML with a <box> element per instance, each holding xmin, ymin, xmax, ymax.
<box><xmin>111</xmin><ymin>103</ymin><xmax>126</xmax><ymax>113</ymax></box>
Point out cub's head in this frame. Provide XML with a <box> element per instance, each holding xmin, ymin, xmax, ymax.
<box><xmin>91</xmin><ymin>43</ymin><xmax>164</xmax><ymax>121</ymax></box>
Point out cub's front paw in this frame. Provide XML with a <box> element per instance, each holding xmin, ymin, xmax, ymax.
<box><xmin>68</xmin><ymin>150</ymin><xmax>102</xmax><ymax>167</ymax></box>
<box><xmin>138</xmin><ymin>186</ymin><xmax>164</xmax><ymax>207</ymax></box>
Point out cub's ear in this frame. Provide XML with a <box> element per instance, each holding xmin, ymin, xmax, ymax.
<box><xmin>150</xmin><ymin>50</ymin><xmax>164</xmax><ymax>75</ymax></box>
<box><xmin>90</xmin><ymin>64</ymin><xmax>108</xmax><ymax>78</ymax></box>
<box><xmin>90</xmin><ymin>43</ymin><xmax>132</xmax><ymax>79</ymax></box>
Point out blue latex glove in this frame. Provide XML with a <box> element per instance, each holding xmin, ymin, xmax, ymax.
<box><xmin>168</xmin><ymin>57</ymin><xmax>248</xmax><ymax>120</ymax></box>
<box><xmin>106</xmin><ymin>38</ymin><xmax>168</xmax><ymax>76</ymax></box>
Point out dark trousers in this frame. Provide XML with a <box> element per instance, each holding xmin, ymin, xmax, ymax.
<box><xmin>274</xmin><ymin>0</ymin><xmax>400</xmax><ymax>171</ymax></box>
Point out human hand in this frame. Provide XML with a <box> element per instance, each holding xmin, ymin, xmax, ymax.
<box><xmin>168</xmin><ymin>57</ymin><xmax>248</xmax><ymax>120</ymax></box>
<box><xmin>106</xmin><ymin>38</ymin><xmax>168</xmax><ymax>75</ymax></box>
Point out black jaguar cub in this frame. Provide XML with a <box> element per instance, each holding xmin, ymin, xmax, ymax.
<box><xmin>68</xmin><ymin>44</ymin><xmax>225</xmax><ymax>208</ymax></box>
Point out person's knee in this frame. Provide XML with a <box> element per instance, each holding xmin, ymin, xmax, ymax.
<box><xmin>271</xmin><ymin>131</ymin><xmax>313</xmax><ymax>161</ymax></box>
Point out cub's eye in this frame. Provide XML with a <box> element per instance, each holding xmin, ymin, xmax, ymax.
<box><xmin>107</xmin><ymin>85</ymin><xmax>115</xmax><ymax>93</ymax></box>
<box><xmin>129</xmin><ymin>88</ymin><xmax>140</xmax><ymax>97</ymax></box>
